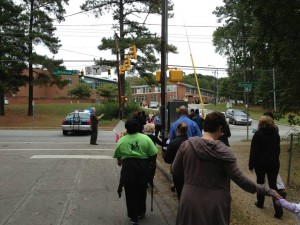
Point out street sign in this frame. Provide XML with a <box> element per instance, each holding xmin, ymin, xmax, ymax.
<box><xmin>53</xmin><ymin>69</ymin><xmax>78</xmax><ymax>75</ymax></box>
<box><xmin>239</xmin><ymin>82</ymin><xmax>256</xmax><ymax>87</ymax></box>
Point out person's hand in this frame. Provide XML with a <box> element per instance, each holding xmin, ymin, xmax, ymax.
<box><xmin>267</xmin><ymin>189</ymin><xmax>282</xmax><ymax>200</ymax></box>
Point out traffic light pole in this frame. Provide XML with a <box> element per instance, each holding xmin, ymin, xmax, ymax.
<box><xmin>115</xmin><ymin>33</ymin><xmax>123</xmax><ymax>119</ymax></box>
<box><xmin>160</xmin><ymin>0</ymin><xmax>168</xmax><ymax>143</ymax></box>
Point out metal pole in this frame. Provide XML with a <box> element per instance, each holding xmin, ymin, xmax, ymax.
<box><xmin>287</xmin><ymin>134</ymin><xmax>293</xmax><ymax>186</ymax></box>
<box><xmin>216</xmin><ymin>69</ymin><xmax>218</xmax><ymax>105</ymax></box>
<box><xmin>115</xmin><ymin>33</ymin><xmax>123</xmax><ymax>119</ymax></box>
<box><xmin>160</xmin><ymin>0</ymin><xmax>168</xmax><ymax>143</ymax></box>
<box><xmin>273</xmin><ymin>68</ymin><xmax>276</xmax><ymax>111</ymax></box>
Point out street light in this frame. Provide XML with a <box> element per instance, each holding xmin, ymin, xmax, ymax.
<box><xmin>208</xmin><ymin>65</ymin><xmax>218</xmax><ymax>106</ymax></box>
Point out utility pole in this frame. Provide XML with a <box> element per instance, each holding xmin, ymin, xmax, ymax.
<box><xmin>115</xmin><ymin>33</ymin><xmax>123</xmax><ymax>119</ymax></box>
<box><xmin>273</xmin><ymin>68</ymin><xmax>277</xmax><ymax>111</ymax></box>
<box><xmin>160</xmin><ymin>0</ymin><xmax>168</xmax><ymax>143</ymax></box>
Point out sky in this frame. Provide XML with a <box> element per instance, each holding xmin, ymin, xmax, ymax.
<box><xmin>38</xmin><ymin>0</ymin><xmax>227</xmax><ymax>78</ymax></box>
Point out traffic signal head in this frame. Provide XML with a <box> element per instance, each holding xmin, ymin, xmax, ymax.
<box><xmin>108</xmin><ymin>69</ymin><xmax>111</xmax><ymax>75</ymax></box>
<box><xmin>119</xmin><ymin>65</ymin><xmax>125</xmax><ymax>75</ymax></box>
<box><xmin>129</xmin><ymin>45</ymin><xmax>137</xmax><ymax>59</ymax></box>
<box><xmin>121</xmin><ymin>96</ymin><xmax>128</xmax><ymax>103</ymax></box>
<box><xmin>156</xmin><ymin>71</ymin><xmax>161</xmax><ymax>82</ymax></box>
<box><xmin>169</xmin><ymin>69</ymin><xmax>183</xmax><ymax>82</ymax></box>
<box><xmin>124</xmin><ymin>56</ymin><xmax>131</xmax><ymax>71</ymax></box>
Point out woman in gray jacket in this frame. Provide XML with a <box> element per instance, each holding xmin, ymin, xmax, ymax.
<box><xmin>172</xmin><ymin>111</ymin><xmax>281</xmax><ymax>225</ymax></box>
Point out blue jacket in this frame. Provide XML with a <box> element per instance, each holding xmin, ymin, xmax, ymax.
<box><xmin>169</xmin><ymin>115</ymin><xmax>202</xmax><ymax>141</ymax></box>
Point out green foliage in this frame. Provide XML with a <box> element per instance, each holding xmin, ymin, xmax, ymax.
<box><xmin>68</xmin><ymin>83</ymin><xmax>91</xmax><ymax>99</ymax></box>
<box><xmin>213</xmin><ymin>0</ymin><xmax>300</xmax><ymax>113</ymax></box>
<box><xmin>93</xmin><ymin>101</ymin><xmax>139</xmax><ymax>120</ymax></box>
<box><xmin>81</xmin><ymin>0</ymin><xmax>177</xmax><ymax>72</ymax></box>
<box><xmin>96</xmin><ymin>83</ymin><xmax>118</xmax><ymax>100</ymax></box>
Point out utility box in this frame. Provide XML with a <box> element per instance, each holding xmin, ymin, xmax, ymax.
<box><xmin>167</xmin><ymin>100</ymin><xmax>188</xmax><ymax>130</ymax></box>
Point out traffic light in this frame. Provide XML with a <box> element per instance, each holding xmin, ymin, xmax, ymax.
<box><xmin>108</xmin><ymin>69</ymin><xmax>111</xmax><ymax>75</ymax></box>
<box><xmin>129</xmin><ymin>45</ymin><xmax>137</xmax><ymax>59</ymax></box>
<box><xmin>169</xmin><ymin>69</ymin><xmax>183</xmax><ymax>82</ymax></box>
<box><xmin>119</xmin><ymin>65</ymin><xmax>125</xmax><ymax>75</ymax></box>
<box><xmin>121</xmin><ymin>96</ymin><xmax>128</xmax><ymax>103</ymax></box>
<box><xmin>155</xmin><ymin>71</ymin><xmax>161</xmax><ymax>82</ymax></box>
<box><xmin>79</xmin><ymin>69</ymin><xmax>85</xmax><ymax>81</ymax></box>
<box><xmin>123</xmin><ymin>56</ymin><xmax>131</xmax><ymax>71</ymax></box>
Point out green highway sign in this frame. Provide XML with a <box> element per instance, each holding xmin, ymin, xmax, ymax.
<box><xmin>239</xmin><ymin>82</ymin><xmax>256</xmax><ymax>87</ymax></box>
<box><xmin>53</xmin><ymin>69</ymin><xmax>78</xmax><ymax>75</ymax></box>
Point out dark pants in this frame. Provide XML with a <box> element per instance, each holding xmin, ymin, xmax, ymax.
<box><xmin>124</xmin><ymin>184</ymin><xmax>147</xmax><ymax>222</ymax></box>
<box><xmin>90</xmin><ymin>124</ymin><xmax>98</xmax><ymax>144</ymax></box>
<box><xmin>255</xmin><ymin>166</ymin><xmax>283</xmax><ymax>216</ymax></box>
<box><xmin>121</xmin><ymin>158</ymin><xmax>151</xmax><ymax>222</ymax></box>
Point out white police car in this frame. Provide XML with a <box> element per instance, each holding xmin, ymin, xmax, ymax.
<box><xmin>61</xmin><ymin>109</ymin><xmax>92</xmax><ymax>135</ymax></box>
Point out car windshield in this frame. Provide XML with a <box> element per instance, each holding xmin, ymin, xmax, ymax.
<box><xmin>234</xmin><ymin>111</ymin><xmax>246</xmax><ymax>116</ymax></box>
<box><xmin>66</xmin><ymin>113</ymin><xmax>90</xmax><ymax>119</ymax></box>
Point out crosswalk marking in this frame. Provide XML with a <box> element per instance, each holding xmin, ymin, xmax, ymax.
<box><xmin>30</xmin><ymin>155</ymin><xmax>114</xmax><ymax>159</ymax></box>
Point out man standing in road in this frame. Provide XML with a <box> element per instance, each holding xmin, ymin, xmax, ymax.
<box><xmin>90</xmin><ymin>107</ymin><xmax>104</xmax><ymax>145</ymax></box>
<box><xmin>169</xmin><ymin>105</ymin><xmax>202</xmax><ymax>141</ymax></box>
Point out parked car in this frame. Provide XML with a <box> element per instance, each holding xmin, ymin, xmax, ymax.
<box><xmin>4</xmin><ymin>96</ymin><xmax>9</xmax><ymax>105</ymax></box>
<box><xmin>225</xmin><ymin>109</ymin><xmax>252</xmax><ymax>125</ymax></box>
<box><xmin>149</xmin><ymin>101</ymin><xmax>159</xmax><ymax>108</ymax></box>
<box><xmin>61</xmin><ymin>110</ymin><xmax>92</xmax><ymax>135</ymax></box>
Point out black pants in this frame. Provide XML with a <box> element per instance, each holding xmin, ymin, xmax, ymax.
<box><xmin>255</xmin><ymin>166</ymin><xmax>283</xmax><ymax>216</ymax></box>
<box><xmin>90</xmin><ymin>124</ymin><xmax>98</xmax><ymax>144</ymax></box>
<box><xmin>124</xmin><ymin>184</ymin><xmax>147</xmax><ymax>222</ymax></box>
<box><xmin>155</xmin><ymin>124</ymin><xmax>162</xmax><ymax>137</ymax></box>
<box><xmin>121</xmin><ymin>158</ymin><xmax>151</xmax><ymax>222</ymax></box>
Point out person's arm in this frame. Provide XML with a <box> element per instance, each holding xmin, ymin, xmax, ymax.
<box><xmin>276</xmin><ymin>199</ymin><xmax>300</xmax><ymax>213</ymax></box>
<box><xmin>163</xmin><ymin>141</ymin><xmax>176</xmax><ymax>164</ymax></box>
<box><xmin>97</xmin><ymin>114</ymin><xmax>104</xmax><ymax>120</ymax></box>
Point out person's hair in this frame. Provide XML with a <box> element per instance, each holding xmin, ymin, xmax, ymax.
<box><xmin>195</xmin><ymin>109</ymin><xmax>200</xmax><ymax>114</ymax></box>
<box><xmin>176</xmin><ymin>122</ymin><xmax>188</xmax><ymax>135</ymax></box>
<box><xmin>144</xmin><ymin>123</ymin><xmax>155</xmax><ymax>133</ymax></box>
<box><xmin>258</xmin><ymin>115</ymin><xmax>275</xmax><ymax>128</ymax></box>
<box><xmin>178</xmin><ymin>105</ymin><xmax>188</xmax><ymax>115</ymax></box>
<box><xmin>263</xmin><ymin>111</ymin><xmax>274</xmax><ymax>119</ymax></box>
<box><xmin>203</xmin><ymin>111</ymin><xmax>227</xmax><ymax>133</ymax></box>
<box><xmin>125</xmin><ymin>119</ymin><xmax>139</xmax><ymax>134</ymax></box>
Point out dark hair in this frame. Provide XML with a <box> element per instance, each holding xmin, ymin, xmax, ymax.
<box><xmin>203</xmin><ymin>111</ymin><xmax>227</xmax><ymax>133</ymax></box>
<box><xmin>176</xmin><ymin>122</ymin><xmax>188</xmax><ymax>135</ymax></box>
<box><xmin>263</xmin><ymin>111</ymin><xmax>274</xmax><ymax>119</ymax></box>
<box><xmin>125</xmin><ymin>119</ymin><xmax>139</xmax><ymax>134</ymax></box>
<box><xmin>195</xmin><ymin>109</ymin><xmax>200</xmax><ymax>114</ymax></box>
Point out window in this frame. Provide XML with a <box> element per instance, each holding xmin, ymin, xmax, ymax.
<box><xmin>66</xmin><ymin>78</ymin><xmax>72</xmax><ymax>86</ymax></box>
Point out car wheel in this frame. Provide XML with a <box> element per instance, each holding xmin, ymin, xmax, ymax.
<box><xmin>232</xmin><ymin>120</ymin><xmax>236</xmax><ymax>125</ymax></box>
<box><xmin>63</xmin><ymin>130</ymin><xmax>68</xmax><ymax>135</ymax></box>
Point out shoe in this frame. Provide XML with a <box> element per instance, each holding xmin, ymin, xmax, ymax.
<box><xmin>138</xmin><ymin>214</ymin><xmax>145</xmax><ymax>220</ymax></box>
<box><xmin>274</xmin><ymin>213</ymin><xmax>282</xmax><ymax>219</ymax></box>
<box><xmin>170</xmin><ymin>185</ymin><xmax>176</xmax><ymax>193</ymax></box>
<box><xmin>255</xmin><ymin>202</ymin><xmax>263</xmax><ymax>209</ymax></box>
<box><xmin>91</xmin><ymin>143</ymin><xmax>98</xmax><ymax>145</ymax></box>
<box><xmin>130</xmin><ymin>219</ymin><xmax>139</xmax><ymax>225</ymax></box>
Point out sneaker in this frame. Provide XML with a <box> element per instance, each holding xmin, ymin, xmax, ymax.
<box><xmin>130</xmin><ymin>219</ymin><xmax>139</xmax><ymax>225</ymax></box>
<box><xmin>138</xmin><ymin>214</ymin><xmax>145</xmax><ymax>220</ymax></box>
<box><xmin>255</xmin><ymin>202</ymin><xmax>263</xmax><ymax>209</ymax></box>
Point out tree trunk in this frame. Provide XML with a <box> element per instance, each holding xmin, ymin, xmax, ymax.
<box><xmin>27</xmin><ymin>0</ymin><xmax>34</xmax><ymax>116</ymax></box>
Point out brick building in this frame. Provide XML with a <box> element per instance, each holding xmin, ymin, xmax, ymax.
<box><xmin>6</xmin><ymin>68</ymin><xmax>117</xmax><ymax>104</ymax></box>
<box><xmin>130</xmin><ymin>82</ymin><xmax>215</xmax><ymax>106</ymax></box>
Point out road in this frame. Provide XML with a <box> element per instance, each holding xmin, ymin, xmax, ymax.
<box><xmin>0</xmin><ymin>130</ymin><xmax>177</xmax><ymax>225</ymax></box>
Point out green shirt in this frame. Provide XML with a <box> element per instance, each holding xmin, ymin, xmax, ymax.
<box><xmin>113</xmin><ymin>133</ymin><xmax>158</xmax><ymax>160</ymax></box>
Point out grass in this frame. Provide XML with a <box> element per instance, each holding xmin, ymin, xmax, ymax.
<box><xmin>0</xmin><ymin>103</ymin><xmax>117</xmax><ymax>128</ymax></box>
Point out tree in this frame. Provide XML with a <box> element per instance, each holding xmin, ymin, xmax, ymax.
<box><xmin>81</xmin><ymin>0</ymin><xmax>178</xmax><ymax>91</ymax></box>
<box><xmin>68</xmin><ymin>83</ymin><xmax>91</xmax><ymax>99</ymax></box>
<box><xmin>213</xmin><ymin>0</ymin><xmax>300</xmax><ymax>113</ymax></box>
<box><xmin>20</xmin><ymin>0</ymin><xmax>69</xmax><ymax>116</ymax></box>
<box><xmin>0</xmin><ymin>0</ymin><xmax>28</xmax><ymax>115</ymax></box>
<box><xmin>97</xmin><ymin>83</ymin><xmax>118</xmax><ymax>101</ymax></box>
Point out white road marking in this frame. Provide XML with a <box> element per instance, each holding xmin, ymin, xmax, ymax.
<box><xmin>30</xmin><ymin>155</ymin><xmax>114</xmax><ymax>159</ymax></box>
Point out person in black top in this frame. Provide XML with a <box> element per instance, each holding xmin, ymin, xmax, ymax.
<box><xmin>249</xmin><ymin>115</ymin><xmax>283</xmax><ymax>219</ymax></box>
<box><xmin>164</xmin><ymin>122</ymin><xmax>188</xmax><ymax>199</ymax></box>
<box><xmin>191</xmin><ymin>109</ymin><xmax>204</xmax><ymax>132</ymax></box>
<box><xmin>90</xmin><ymin>107</ymin><xmax>104</xmax><ymax>145</ymax></box>
<box><xmin>218</xmin><ymin>113</ymin><xmax>231</xmax><ymax>146</ymax></box>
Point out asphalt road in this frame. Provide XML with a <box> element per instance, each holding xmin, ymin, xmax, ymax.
<box><xmin>0</xmin><ymin>130</ymin><xmax>177</xmax><ymax>225</ymax></box>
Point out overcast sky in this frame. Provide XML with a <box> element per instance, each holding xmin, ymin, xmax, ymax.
<box><xmin>38</xmin><ymin>0</ymin><xmax>227</xmax><ymax>77</ymax></box>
